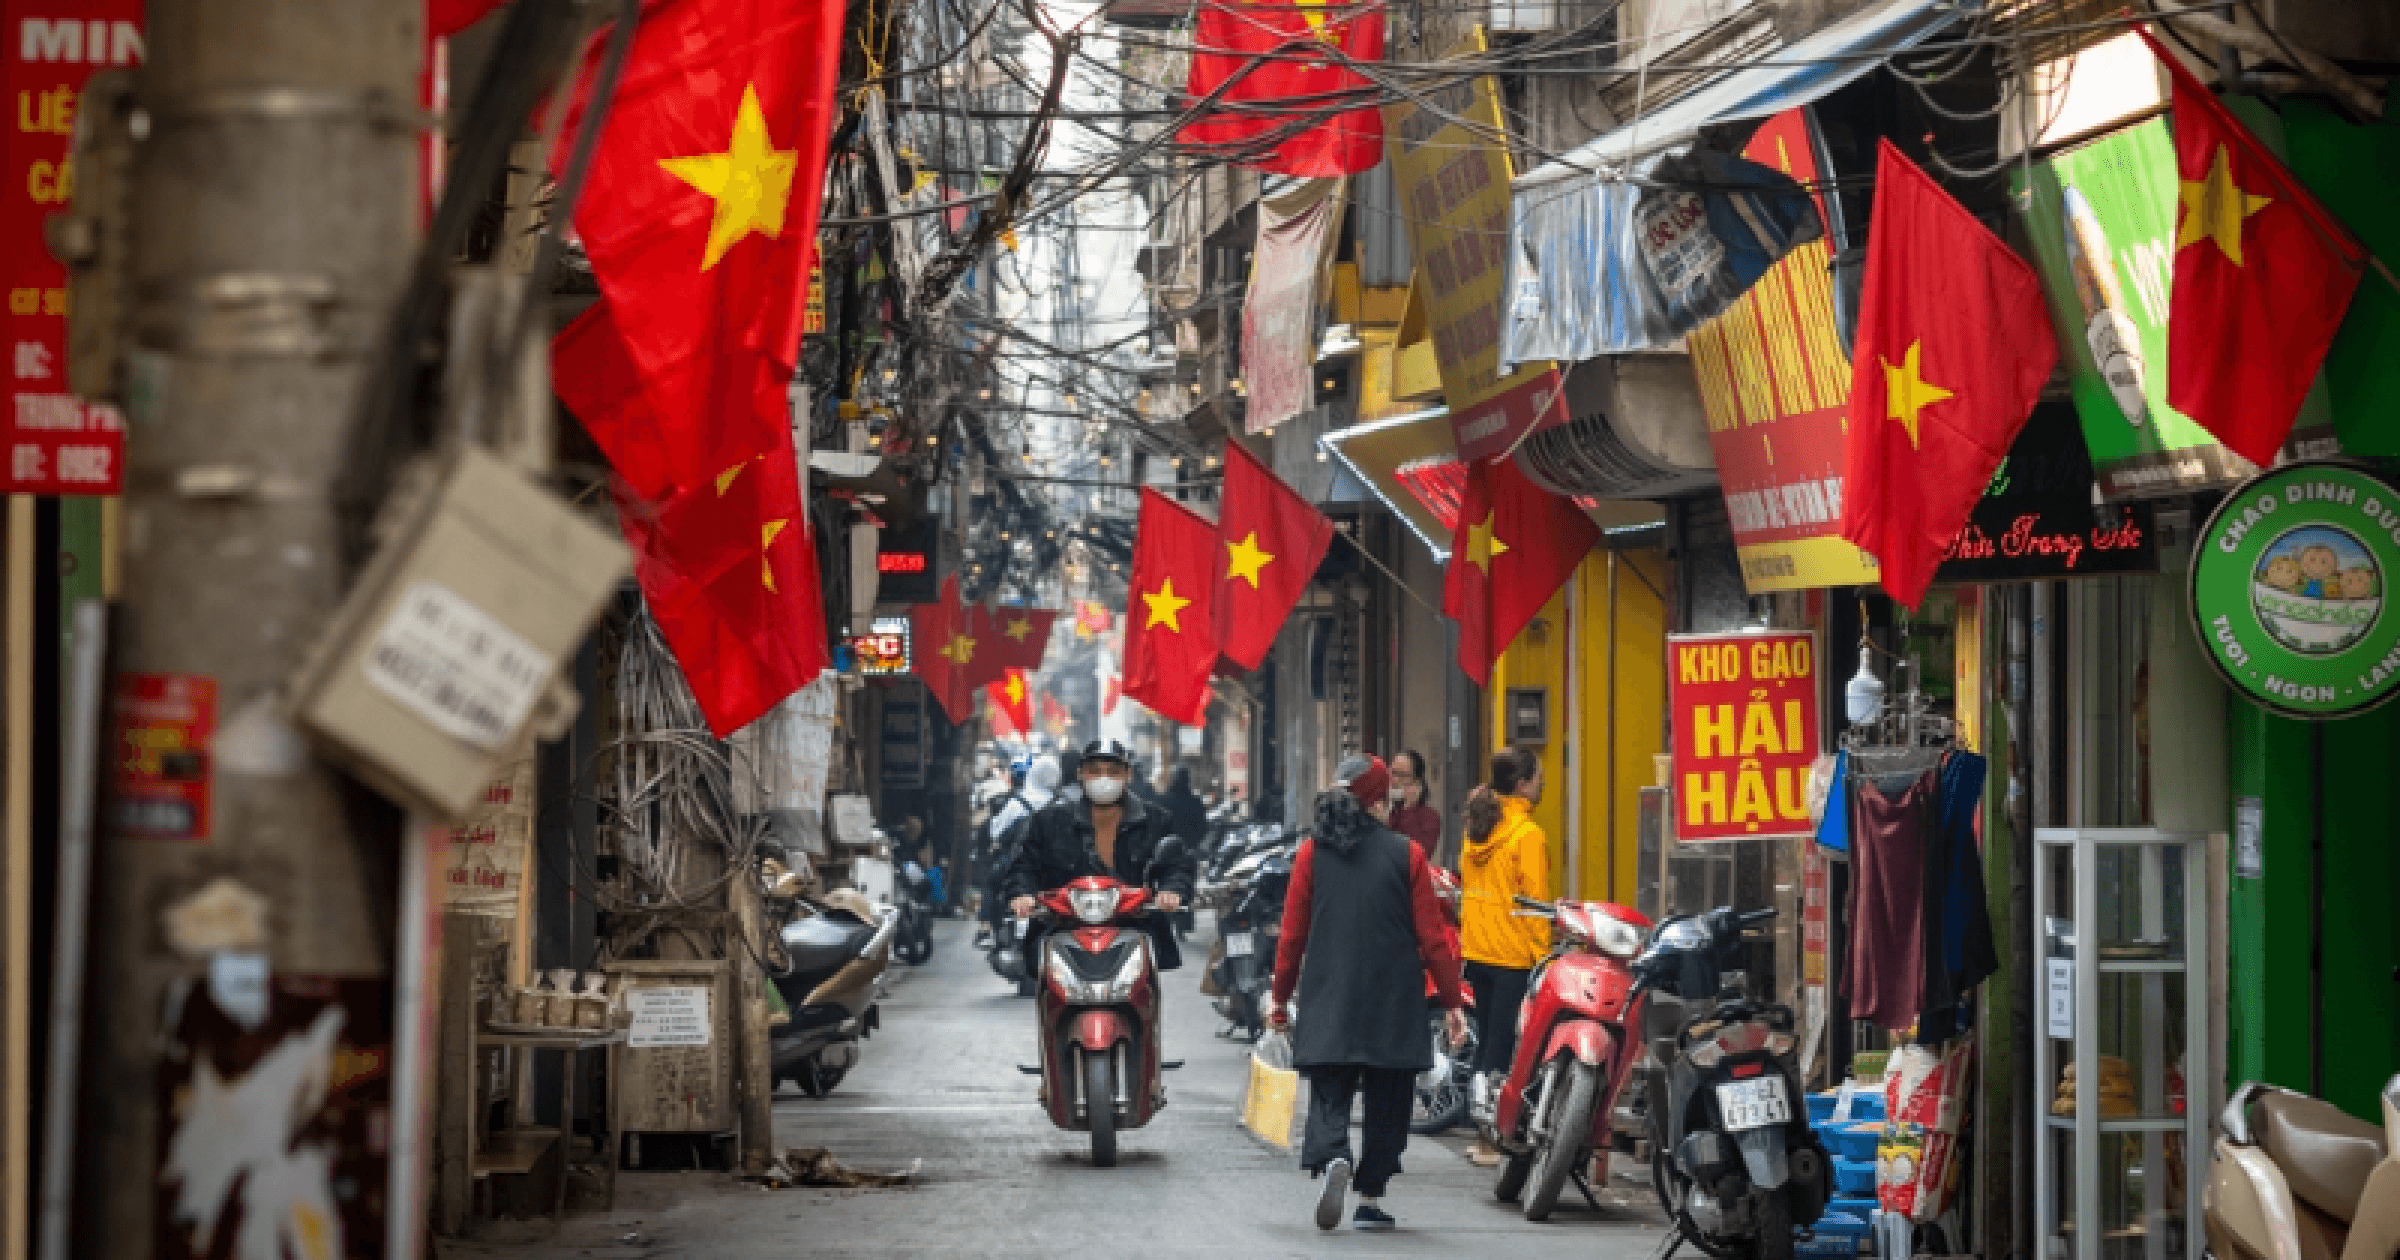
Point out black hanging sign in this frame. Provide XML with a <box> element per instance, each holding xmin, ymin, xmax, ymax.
<box><xmin>1935</xmin><ymin>400</ymin><xmax>2158</xmax><ymax>584</ymax></box>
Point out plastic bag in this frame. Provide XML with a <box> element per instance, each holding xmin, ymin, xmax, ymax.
<box><xmin>1241</xmin><ymin>1030</ymin><xmax>1300</xmax><ymax>1148</ymax></box>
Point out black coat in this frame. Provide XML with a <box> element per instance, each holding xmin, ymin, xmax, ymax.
<box><xmin>997</xmin><ymin>794</ymin><xmax>1196</xmax><ymax>969</ymax></box>
<box><xmin>1162</xmin><ymin>785</ymin><xmax>1209</xmax><ymax>848</ymax></box>
<box><xmin>1286</xmin><ymin>824</ymin><xmax>1437</xmax><ymax>1071</ymax></box>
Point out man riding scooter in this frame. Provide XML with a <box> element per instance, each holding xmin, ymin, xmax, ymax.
<box><xmin>1000</xmin><ymin>740</ymin><xmax>1196</xmax><ymax>971</ymax></box>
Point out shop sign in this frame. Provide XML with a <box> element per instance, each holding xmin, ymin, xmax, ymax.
<box><xmin>4</xmin><ymin>4</ymin><xmax>143</xmax><ymax>495</ymax></box>
<box><xmin>879</xmin><ymin>692</ymin><xmax>924</xmax><ymax>787</ymax></box>
<box><xmin>1668</xmin><ymin>631</ymin><xmax>1820</xmax><ymax>842</ymax></box>
<box><xmin>1934</xmin><ymin>402</ymin><xmax>2158</xmax><ymax>584</ymax></box>
<box><xmin>1385</xmin><ymin>32</ymin><xmax>1568</xmax><ymax>461</ymax></box>
<box><xmin>114</xmin><ymin>673</ymin><xmax>214</xmax><ymax>841</ymax></box>
<box><xmin>438</xmin><ymin>757</ymin><xmax>535</xmax><ymax>914</ymax></box>
<box><xmin>1684</xmin><ymin>110</ymin><xmax>1879</xmax><ymax>593</ymax></box>
<box><xmin>2189</xmin><ymin>461</ymin><xmax>2400</xmax><ymax>719</ymax></box>
<box><xmin>847</xmin><ymin>615</ymin><xmax>910</xmax><ymax>676</ymax></box>
<box><xmin>2013</xmin><ymin>118</ymin><xmax>2335</xmax><ymax>502</ymax></box>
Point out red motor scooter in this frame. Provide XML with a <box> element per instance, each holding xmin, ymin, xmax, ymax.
<box><xmin>1489</xmin><ymin>894</ymin><xmax>1653</xmax><ymax>1221</ymax></box>
<box><xmin>1019</xmin><ymin>875</ymin><xmax>1176</xmax><ymax>1167</ymax></box>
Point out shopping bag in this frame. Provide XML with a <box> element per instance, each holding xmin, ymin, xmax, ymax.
<box><xmin>1240</xmin><ymin>1030</ymin><xmax>1301</xmax><ymax>1149</ymax></box>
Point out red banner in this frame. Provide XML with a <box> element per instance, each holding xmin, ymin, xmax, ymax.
<box><xmin>1668</xmin><ymin>631</ymin><xmax>1819</xmax><ymax>843</ymax></box>
<box><xmin>4</xmin><ymin>3</ymin><xmax>142</xmax><ymax>495</ymax></box>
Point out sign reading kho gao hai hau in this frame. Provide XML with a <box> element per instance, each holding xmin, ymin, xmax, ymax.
<box><xmin>1669</xmin><ymin>631</ymin><xmax>1820</xmax><ymax>842</ymax></box>
<box><xmin>2191</xmin><ymin>461</ymin><xmax>2400</xmax><ymax>719</ymax></box>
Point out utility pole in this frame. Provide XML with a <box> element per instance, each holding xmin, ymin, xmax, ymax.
<box><xmin>72</xmin><ymin>3</ymin><xmax>420</xmax><ymax>1257</ymax></box>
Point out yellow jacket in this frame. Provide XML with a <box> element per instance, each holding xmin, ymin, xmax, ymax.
<box><xmin>1459</xmin><ymin>795</ymin><xmax>1551</xmax><ymax>969</ymax></box>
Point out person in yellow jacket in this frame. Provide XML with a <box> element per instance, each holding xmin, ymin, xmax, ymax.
<box><xmin>1458</xmin><ymin>746</ymin><xmax>1548</xmax><ymax>1166</ymax></box>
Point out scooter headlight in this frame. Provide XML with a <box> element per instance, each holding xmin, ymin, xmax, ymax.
<box><xmin>1047</xmin><ymin>937</ymin><xmax>1150</xmax><ymax>1002</ymax></box>
<box><xmin>1070</xmin><ymin>887</ymin><xmax>1122</xmax><ymax>924</ymax></box>
<box><xmin>1588</xmin><ymin>911</ymin><xmax>1644</xmax><ymax>959</ymax></box>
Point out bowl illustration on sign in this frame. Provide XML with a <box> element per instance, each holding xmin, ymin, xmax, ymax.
<box><xmin>2251</xmin><ymin>524</ymin><xmax>2381</xmax><ymax>655</ymax></box>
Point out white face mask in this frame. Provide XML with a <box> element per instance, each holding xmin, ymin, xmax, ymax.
<box><xmin>1084</xmin><ymin>775</ymin><xmax>1126</xmax><ymax>805</ymax></box>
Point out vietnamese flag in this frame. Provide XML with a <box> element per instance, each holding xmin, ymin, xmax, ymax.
<box><xmin>961</xmin><ymin>602</ymin><xmax>1011</xmax><ymax>691</ymax></box>
<box><xmin>986</xmin><ymin>668</ymin><xmax>1033</xmax><ymax>737</ymax></box>
<box><xmin>1123</xmin><ymin>490</ymin><xmax>1220</xmax><ymax>725</ymax></box>
<box><xmin>2136</xmin><ymin>29</ymin><xmax>2363</xmax><ymax>466</ymax></box>
<box><xmin>912</xmin><ymin>577</ymin><xmax>982</xmax><ymax>724</ymax></box>
<box><xmin>1443</xmin><ymin>456</ymin><xmax>1597</xmax><ymax>686</ymax></box>
<box><xmin>550</xmin><ymin>0</ymin><xmax>843</xmax><ymax>735</ymax></box>
<box><xmin>1841</xmin><ymin>141</ymin><xmax>2056</xmax><ymax>609</ymax></box>
<box><xmin>991</xmin><ymin>607</ymin><xmax>1059</xmax><ymax>671</ymax></box>
<box><xmin>1180</xmin><ymin>0</ymin><xmax>1386</xmax><ymax>176</ymax></box>
<box><xmin>1214</xmin><ymin>442</ymin><xmax>1334</xmax><ymax>671</ymax></box>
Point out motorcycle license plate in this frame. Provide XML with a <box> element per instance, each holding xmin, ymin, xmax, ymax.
<box><xmin>1225</xmin><ymin>931</ymin><xmax>1255</xmax><ymax>957</ymax></box>
<box><xmin>1714</xmin><ymin>1077</ymin><xmax>1790</xmax><ymax>1130</ymax></box>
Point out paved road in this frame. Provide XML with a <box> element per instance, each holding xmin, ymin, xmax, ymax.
<box><xmin>443</xmin><ymin>916</ymin><xmax>1672</xmax><ymax>1260</ymax></box>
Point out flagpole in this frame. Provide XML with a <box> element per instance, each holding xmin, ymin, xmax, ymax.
<box><xmin>1332</xmin><ymin>525</ymin><xmax>1444</xmax><ymax>616</ymax></box>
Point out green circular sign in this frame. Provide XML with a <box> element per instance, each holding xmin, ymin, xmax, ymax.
<box><xmin>2190</xmin><ymin>461</ymin><xmax>2400</xmax><ymax>720</ymax></box>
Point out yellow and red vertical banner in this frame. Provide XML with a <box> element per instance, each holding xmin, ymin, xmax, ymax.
<box><xmin>5</xmin><ymin>2</ymin><xmax>141</xmax><ymax>494</ymax></box>
<box><xmin>1667</xmin><ymin>631</ymin><xmax>1819</xmax><ymax>843</ymax></box>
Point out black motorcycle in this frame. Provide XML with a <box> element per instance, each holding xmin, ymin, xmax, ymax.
<box><xmin>1636</xmin><ymin>906</ymin><xmax>1827</xmax><ymax>1260</ymax></box>
<box><xmin>771</xmin><ymin>896</ymin><xmax>895</xmax><ymax>1097</ymax></box>
<box><xmin>893</xmin><ymin>861</ymin><xmax>936</xmax><ymax>965</ymax></box>
<box><xmin>1410</xmin><ymin>994</ymin><xmax>1478</xmax><ymax>1134</ymax></box>
<box><xmin>1207</xmin><ymin>829</ymin><xmax>1292</xmax><ymax>1040</ymax></box>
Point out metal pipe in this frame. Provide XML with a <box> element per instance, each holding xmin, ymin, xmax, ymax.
<box><xmin>34</xmin><ymin>600</ymin><xmax>106</xmax><ymax>1260</ymax></box>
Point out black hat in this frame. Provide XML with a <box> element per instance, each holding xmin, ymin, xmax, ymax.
<box><xmin>1080</xmin><ymin>739</ymin><xmax>1133</xmax><ymax>768</ymax></box>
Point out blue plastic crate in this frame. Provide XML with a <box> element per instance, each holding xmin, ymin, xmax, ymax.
<box><xmin>1806</xmin><ymin>1089</ymin><xmax>1888</xmax><ymax>1126</ymax></box>
<box><xmin>1827</xmin><ymin>1195</ymin><xmax>1882</xmax><ymax>1221</ymax></box>
<box><xmin>1797</xmin><ymin>1209</ymin><xmax>1872</xmax><ymax>1257</ymax></box>
<box><xmin>1822</xmin><ymin>1121</ymin><xmax>1883</xmax><ymax>1163</ymax></box>
<box><xmin>1832</xmin><ymin>1156</ymin><xmax>1877</xmax><ymax>1195</ymax></box>
<box><xmin>1811</xmin><ymin>1209</ymin><xmax>1874</xmax><ymax>1239</ymax></box>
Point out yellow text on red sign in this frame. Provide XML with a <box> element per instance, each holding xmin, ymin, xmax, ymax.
<box><xmin>1669</xmin><ymin>632</ymin><xmax>1820</xmax><ymax>842</ymax></box>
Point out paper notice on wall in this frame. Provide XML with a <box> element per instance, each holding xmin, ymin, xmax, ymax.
<box><xmin>439</xmin><ymin>754</ymin><xmax>536</xmax><ymax>915</ymax></box>
<box><xmin>627</xmin><ymin>986</ymin><xmax>712</xmax><ymax>1048</ymax></box>
<box><xmin>830</xmin><ymin>794</ymin><xmax>876</xmax><ymax>849</ymax></box>
<box><xmin>2045</xmin><ymin>958</ymin><xmax>2075</xmax><ymax>1040</ymax></box>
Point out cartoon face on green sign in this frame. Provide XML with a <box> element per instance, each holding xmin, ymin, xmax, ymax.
<box><xmin>2191</xmin><ymin>462</ymin><xmax>2400</xmax><ymax>718</ymax></box>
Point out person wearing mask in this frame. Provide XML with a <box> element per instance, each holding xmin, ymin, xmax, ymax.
<box><xmin>1268</xmin><ymin>755</ymin><xmax>1467</xmax><ymax>1232</ymax></box>
<box><xmin>1457</xmin><ymin>746</ymin><xmax>1549</xmax><ymax>1167</ymax></box>
<box><xmin>976</xmin><ymin>759</ymin><xmax>1055</xmax><ymax>942</ymax></box>
<box><xmin>998</xmin><ymin>740</ymin><xmax>1194</xmax><ymax>968</ymax></box>
<box><xmin>1384</xmin><ymin>749</ymin><xmax>1442</xmax><ymax>861</ymax></box>
<box><xmin>1162</xmin><ymin>765</ymin><xmax>1209</xmax><ymax>850</ymax></box>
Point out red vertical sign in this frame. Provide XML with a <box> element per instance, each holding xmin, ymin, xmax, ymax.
<box><xmin>1667</xmin><ymin>631</ymin><xmax>1821</xmax><ymax>843</ymax></box>
<box><xmin>4</xmin><ymin>3</ymin><xmax>141</xmax><ymax>495</ymax></box>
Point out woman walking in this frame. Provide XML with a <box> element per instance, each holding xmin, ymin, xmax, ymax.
<box><xmin>1268</xmin><ymin>755</ymin><xmax>1467</xmax><ymax>1233</ymax></box>
<box><xmin>1457</xmin><ymin>746</ymin><xmax>1549</xmax><ymax>1166</ymax></box>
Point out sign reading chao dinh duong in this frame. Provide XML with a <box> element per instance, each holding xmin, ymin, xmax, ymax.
<box><xmin>2191</xmin><ymin>462</ymin><xmax>2400</xmax><ymax>719</ymax></box>
<box><xmin>1684</xmin><ymin>109</ymin><xmax>1879</xmax><ymax>593</ymax></box>
<box><xmin>1669</xmin><ymin>631</ymin><xmax>1820</xmax><ymax>842</ymax></box>
<box><xmin>1385</xmin><ymin>29</ymin><xmax>1569</xmax><ymax>462</ymax></box>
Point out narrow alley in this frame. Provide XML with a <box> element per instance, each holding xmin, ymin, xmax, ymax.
<box><xmin>441</xmin><ymin>917</ymin><xmax>1671</xmax><ymax>1259</ymax></box>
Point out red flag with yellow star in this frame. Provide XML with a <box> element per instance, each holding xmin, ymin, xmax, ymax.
<box><xmin>1214</xmin><ymin>442</ymin><xmax>1333</xmax><ymax>671</ymax></box>
<box><xmin>1442</xmin><ymin>456</ymin><xmax>1597</xmax><ymax>687</ymax></box>
<box><xmin>988</xmin><ymin>607</ymin><xmax>1058</xmax><ymax>672</ymax></box>
<box><xmin>985</xmin><ymin>668</ymin><xmax>1033</xmax><ymax>738</ymax></box>
<box><xmin>911</xmin><ymin>577</ymin><xmax>982</xmax><ymax>725</ymax></box>
<box><xmin>1841</xmin><ymin>141</ymin><xmax>2056</xmax><ymax>609</ymax></box>
<box><xmin>1123</xmin><ymin>489</ymin><xmax>1220</xmax><ymax>725</ymax></box>
<box><xmin>551</xmin><ymin>0</ymin><xmax>842</xmax><ymax>735</ymax></box>
<box><xmin>1180</xmin><ymin>0</ymin><xmax>1386</xmax><ymax>176</ymax></box>
<box><xmin>2135</xmin><ymin>30</ymin><xmax>2363</xmax><ymax>466</ymax></box>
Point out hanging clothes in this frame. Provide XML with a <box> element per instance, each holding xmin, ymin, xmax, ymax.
<box><xmin>1815</xmin><ymin>751</ymin><xmax>1853</xmax><ymax>853</ymax></box>
<box><xmin>1918</xmin><ymin>752</ymin><xmax>1996</xmax><ymax>1042</ymax></box>
<box><xmin>1842</xmin><ymin>765</ymin><xmax>1936</xmax><ymax>1030</ymax></box>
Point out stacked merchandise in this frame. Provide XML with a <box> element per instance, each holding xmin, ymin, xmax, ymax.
<box><xmin>1800</xmin><ymin>1082</ymin><xmax>1889</xmax><ymax>1257</ymax></box>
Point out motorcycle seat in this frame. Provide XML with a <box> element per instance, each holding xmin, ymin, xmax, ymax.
<box><xmin>2257</xmin><ymin>1091</ymin><xmax>2387</xmax><ymax>1225</ymax></box>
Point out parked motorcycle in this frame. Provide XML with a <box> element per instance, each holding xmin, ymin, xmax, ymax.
<box><xmin>1411</xmin><ymin>864</ymin><xmax>1477</xmax><ymax>1135</ymax></box>
<box><xmin>1487</xmin><ymin>895</ymin><xmax>1654</xmax><ymax>1220</ymax></box>
<box><xmin>893</xmin><ymin>860</ymin><xmax>936</xmax><ymax>965</ymax></box>
<box><xmin>1639</xmin><ymin>906</ymin><xmax>1828</xmax><ymax>1260</ymax></box>
<box><xmin>2205</xmin><ymin>1074</ymin><xmax>2400</xmax><ymax>1260</ymax></box>
<box><xmin>770</xmin><ymin>888</ymin><xmax>896</xmax><ymax>1098</ymax></box>
<box><xmin>1017</xmin><ymin>875</ymin><xmax>1179</xmax><ymax>1167</ymax></box>
<box><xmin>1205</xmin><ymin>828</ymin><xmax>1293</xmax><ymax>1040</ymax></box>
<box><xmin>989</xmin><ymin>912</ymin><xmax>1038</xmax><ymax>997</ymax></box>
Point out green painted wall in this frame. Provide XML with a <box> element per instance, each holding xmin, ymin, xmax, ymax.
<box><xmin>2225</xmin><ymin>699</ymin><xmax>2400</xmax><ymax>1121</ymax></box>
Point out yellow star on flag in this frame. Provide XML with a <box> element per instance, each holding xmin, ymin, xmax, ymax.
<box><xmin>1224</xmin><ymin>532</ymin><xmax>1276</xmax><ymax>587</ymax></box>
<box><xmin>1880</xmin><ymin>340</ymin><xmax>1953</xmax><ymax>448</ymax></box>
<box><xmin>761</xmin><ymin>519</ymin><xmax>789</xmax><ymax>591</ymax></box>
<box><xmin>659</xmin><ymin>84</ymin><xmax>800</xmax><ymax>271</ymax></box>
<box><xmin>1462</xmin><ymin>511</ymin><xmax>1508</xmax><ymax>576</ymax></box>
<box><xmin>1004</xmin><ymin>616</ymin><xmax>1033</xmax><ymax>642</ymax></box>
<box><xmin>941</xmin><ymin>632</ymin><xmax>976</xmax><ymax>666</ymax></box>
<box><xmin>2178</xmin><ymin>142</ymin><xmax>2272</xmax><ymax>266</ymax></box>
<box><xmin>1005</xmin><ymin>672</ymin><xmax>1025</xmax><ymax>705</ymax></box>
<box><xmin>1293</xmin><ymin>0</ymin><xmax>1339</xmax><ymax>44</ymax></box>
<box><xmin>1142</xmin><ymin>578</ymin><xmax>1192</xmax><ymax>632</ymax></box>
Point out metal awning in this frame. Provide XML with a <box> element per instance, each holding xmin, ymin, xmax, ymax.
<box><xmin>1514</xmin><ymin>0</ymin><xmax>1962</xmax><ymax>191</ymax></box>
<box><xmin>1318</xmin><ymin>408</ymin><xmax>1460</xmax><ymax>561</ymax></box>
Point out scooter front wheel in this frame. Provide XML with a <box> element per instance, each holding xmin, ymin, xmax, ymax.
<box><xmin>1524</xmin><ymin>1060</ymin><xmax>1598</xmax><ymax>1221</ymax></box>
<box><xmin>1083</xmin><ymin>1049</ymin><xmax>1118</xmax><ymax>1168</ymax></box>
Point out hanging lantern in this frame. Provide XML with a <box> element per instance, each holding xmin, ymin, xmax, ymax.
<box><xmin>1843</xmin><ymin>643</ymin><xmax>1884</xmax><ymax>724</ymax></box>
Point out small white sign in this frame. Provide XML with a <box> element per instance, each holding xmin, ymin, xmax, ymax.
<box><xmin>830</xmin><ymin>794</ymin><xmax>877</xmax><ymax>849</ymax></box>
<box><xmin>627</xmin><ymin>985</ymin><xmax>711</xmax><ymax>1048</ymax></box>
<box><xmin>2234</xmin><ymin>797</ymin><xmax>2265</xmax><ymax>880</ymax></box>
<box><xmin>364</xmin><ymin>581</ymin><xmax>552</xmax><ymax>749</ymax></box>
<box><xmin>2045</xmin><ymin>958</ymin><xmax>2075</xmax><ymax>1040</ymax></box>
